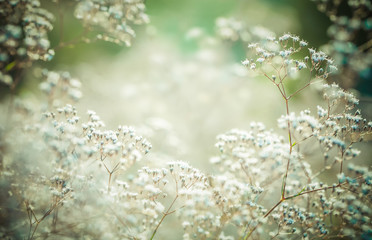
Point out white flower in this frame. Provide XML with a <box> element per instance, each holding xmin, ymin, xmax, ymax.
<box><xmin>242</xmin><ymin>59</ymin><xmax>250</xmax><ymax>66</ymax></box>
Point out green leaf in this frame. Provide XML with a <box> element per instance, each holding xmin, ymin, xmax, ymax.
<box><xmin>5</xmin><ymin>61</ymin><xmax>16</xmax><ymax>72</ymax></box>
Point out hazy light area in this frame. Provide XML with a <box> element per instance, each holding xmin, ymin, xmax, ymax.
<box><xmin>47</xmin><ymin>0</ymin><xmax>338</xmax><ymax>170</ymax></box>
<box><xmin>1</xmin><ymin>1</ymin><xmax>371</xmax><ymax>239</ymax></box>
<box><xmin>75</xmin><ymin>36</ymin><xmax>312</xmax><ymax>170</ymax></box>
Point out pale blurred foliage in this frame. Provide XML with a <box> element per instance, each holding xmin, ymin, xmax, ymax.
<box><xmin>75</xmin><ymin>35</ymin><xmax>286</xmax><ymax>169</ymax></box>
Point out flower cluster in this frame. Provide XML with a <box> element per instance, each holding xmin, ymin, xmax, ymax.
<box><xmin>39</xmin><ymin>69</ymin><xmax>83</xmax><ymax>103</ymax></box>
<box><xmin>0</xmin><ymin>0</ymin><xmax>54</xmax><ymax>86</ymax></box>
<box><xmin>212</xmin><ymin>124</ymin><xmax>289</xmax><ymax>185</ymax></box>
<box><xmin>278</xmin><ymin>83</ymin><xmax>371</xmax><ymax>170</ymax></box>
<box><xmin>215</xmin><ymin>17</ymin><xmax>276</xmax><ymax>43</ymax></box>
<box><xmin>242</xmin><ymin>33</ymin><xmax>337</xmax><ymax>83</ymax></box>
<box><xmin>311</xmin><ymin>0</ymin><xmax>372</xmax><ymax>91</ymax></box>
<box><xmin>179</xmin><ymin>175</ymin><xmax>266</xmax><ymax>240</ymax></box>
<box><xmin>267</xmin><ymin>166</ymin><xmax>372</xmax><ymax>239</ymax></box>
<box><xmin>108</xmin><ymin>161</ymin><xmax>210</xmax><ymax>239</ymax></box>
<box><xmin>214</xmin><ymin>100</ymin><xmax>372</xmax><ymax>239</ymax></box>
<box><xmin>42</xmin><ymin>105</ymin><xmax>152</xmax><ymax>191</ymax></box>
<box><xmin>235</xmin><ymin>30</ymin><xmax>371</xmax><ymax>239</ymax></box>
<box><xmin>74</xmin><ymin>0</ymin><xmax>149</xmax><ymax>46</ymax></box>
<box><xmin>0</xmin><ymin>67</ymin><xmax>154</xmax><ymax>238</ymax></box>
<box><xmin>0</xmin><ymin>0</ymin><xmax>149</xmax><ymax>90</ymax></box>
<box><xmin>215</xmin><ymin>17</ymin><xmax>245</xmax><ymax>42</ymax></box>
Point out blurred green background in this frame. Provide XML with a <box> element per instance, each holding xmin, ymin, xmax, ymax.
<box><xmin>40</xmin><ymin>0</ymin><xmax>331</xmax><ymax>69</ymax></box>
<box><xmin>4</xmin><ymin>0</ymin><xmax>370</xmax><ymax>174</ymax></box>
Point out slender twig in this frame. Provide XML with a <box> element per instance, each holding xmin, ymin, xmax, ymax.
<box><xmin>270</xmin><ymin>223</ymin><xmax>282</xmax><ymax>240</ymax></box>
<box><xmin>288</xmin><ymin>81</ymin><xmax>312</xmax><ymax>99</ymax></box>
<box><xmin>243</xmin><ymin>179</ymin><xmax>355</xmax><ymax>239</ymax></box>
<box><xmin>102</xmin><ymin>157</ymin><xmax>121</xmax><ymax>192</ymax></box>
<box><xmin>239</xmin><ymin>161</ymin><xmax>253</xmax><ymax>185</ymax></box>
<box><xmin>149</xmin><ymin>195</ymin><xmax>179</xmax><ymax>240</ymax></box>
<box><xmin>339</xmin><ymin>142</ymin><xmax>353</xmax><ymax>175</ymax></box>
<box><xmin>357</xmin><ymin>38</ymin><xmax>372</xmax><ymax>53</ymax></box>
<box><xmin>27</xmin><ymin>192</ymin><xmax>71</xmax><ymax>240</ymax></box>
<box><xmin>281</xmin><ymin>97</ymin><xmax>293</xmax><ymax>200</ymax></box>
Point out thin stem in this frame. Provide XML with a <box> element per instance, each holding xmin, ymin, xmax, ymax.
<box><xmin>244</xmin><ymin>180</ymin><xmax>354</xmax><ymax>239</ymax></box>
<box><xmin>26</xmin><ymin>208</ymin><xmax>32</xmax><ymax>239</ymax></box>
<box><xmin>242</xmin><ymin>199</ymin><xmax>283</xmax><ymax>240</ymax></box>
<box><xmin>357</xmin><ymin>38</ymin><xmax>372</xmax><ymax>53</ymax></box>
<box><xmin>239</xmin><ymin>161</ymin><xmax>253</xmax><ymax>185</ymax></box>
<box><xmin>112</xmin><ymin>162</ymin><xmax>120</xmax><ymax>173</ymax></box>
<box><xmin>102</xmin><ymin>160</ymin><xmax>121</xmax><ymax>192</ymax></box>
<box><xmin>149</xmin><ymin>195</ymin><xmax>179</xmax><ymax>240</ymax></box>
<box><xmin>339</xmin><ymin>142</ymin><xmax>353</xmax><ymax>175</ymax></box>
<box><xmin>243</xmin><ymin>225</ymin><xmax>257</xmax><ymax>240</ymax></box>
<box><xmin>243</xmin><ymin>61</ymin><xmax>293</xmax><ymax>239</ymax></box>
<box><xmin>282</xmin><ymin>98</ymin><xmax>292</xmax><ymax>199</ymax></box>
<box><xmin>52</xmin><ymin>207</ymin><xmax>59</xmax><ymax>232</ymax></box>
<box><xmin>29</xmin><ymin>222</ymin><xmax>40</xmax><ymax>240</ymax></box>
<box><xmin>261</xmin><ymin>72</ymin><xmax>286</xmax><ymax>99</ymax></box>
<box><xmin>262</xmin><ymin>72</ymin><xmax>276</xmax><ymax>84</ymax></box>
<box><xmin>107</xmin><ymin>205</ymin><xmax>131</xmax><ymax>233</ymax></box>
<box><xmin>108</xmin><ymin>173</ymin><xmax>112</xmax><ymax>192</ymax></box>
<box><xmin>285</xmin><ymin>178</ymin><xmax>362</xmax><ymax>199</ymax></box>
<box><xmin>340</xmin><ymin>185</ymin><xmax>372</xmax><ymax>204</ymax></box>
<box><xmin>294</xmin><ymin>134</ymin><xmax>314</xmax><ymax>146</ymax></box>
<box><xmin>264</xmin><ymin>199</ymin><xmax>284</xmax><ymax>218</ymax></box>
<box><xmin>27</xmin><ymin>191</ymin><xmax>71</xmax><ymax>239</ymax></box>
<box><xmin>271</xmin><ymin>224</ymin><xmax>282</xmax><ymax>240</ymax></box>
<box><xmin>288</xmin><ymin>81</ymin><xmax>312</xmax><ymax>99</ymax></box>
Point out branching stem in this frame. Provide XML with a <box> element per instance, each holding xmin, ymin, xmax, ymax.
<box><xmin>149</xmin><ymin>195</ymin><xmax>179</xmax><ymax>240</ymax></box>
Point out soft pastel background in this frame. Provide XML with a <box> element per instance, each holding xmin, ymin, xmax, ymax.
<box><xmin>8</xmin><ymin>0</ymin><xmax>371</xmax><ymax>175</ymax></box>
